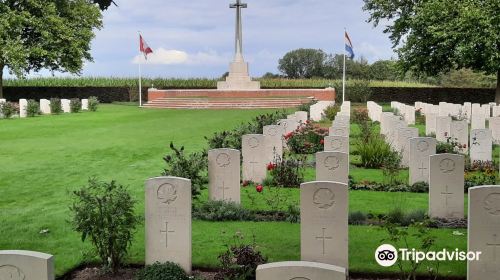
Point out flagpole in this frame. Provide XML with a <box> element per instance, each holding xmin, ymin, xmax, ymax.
<box><xmin>342</xmin><ymin>28</ymin><xmax>346</xmax><ymax>103</ymax></box>
<box><xmin>138</xmin><ymin>31</ymin><xmax>142</xmax><ymax>107</ymax></box>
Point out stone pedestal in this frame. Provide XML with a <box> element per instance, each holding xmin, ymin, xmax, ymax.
<box><xmin>217</xmin><ymin>60</ymin><xmax>260</xmax><ymax>90</ymax></box>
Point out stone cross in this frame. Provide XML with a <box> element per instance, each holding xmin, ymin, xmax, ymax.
<box><xmin>160</xmin><ymin>221</ymin><xmax>175</xmax><ymax>248</ymax></box>
<box><xmin>230</xmin><ymin>0</ymin><xmax>247</xmax><ymax>62</ymax></box>
<box><xmin>487</xmin><ymin>234</ymin><xmax>500</xmax><ymax>261</ymax></box>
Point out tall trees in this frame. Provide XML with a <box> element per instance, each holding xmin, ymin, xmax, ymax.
<box><xmin>363</xmin><ymin>0</ymin><xmax>500</xmax><ymax>100</ymax></box>
<box><xmin>278</xmin><ymin>49</ymin><xmax>327</xmax><ymax>79</ymax></box>
<box><xmin>0</xmin><ymin>0</ymin><xmax>104</xmax><ymax>98</ymax></box>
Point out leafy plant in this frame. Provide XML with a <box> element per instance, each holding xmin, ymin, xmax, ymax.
<box><xmin>382</xmin><ymin>150</ymin><xmax>403</xmax><ymax>186</ymax></box>
<box><xmin>323</xmin><ymin>104</ymin><xmax>340</xmax><ymax>121</ymax></box>
<box><xmin>356</xmin><ymin>135</ymin><xmax>393</xmax><ymax>168</ymax></box>
<box><xmin>409</xmin><ymin>181</ymin><xmax>429</xmax><ymax>193</ymax></box>
<box><xmin>70</xmin><ymin>98</ymin><xmax>82</xmax><ymax>113</ymax></box>
<box><xmin>286</xmin><ymin>122</ymin><xmax>328</xmax><ymax>154</ymax></box>
<box><xmin>26</xmin><ymin>99</ymin><xmax>40</xmax><ymax>117</ymax></box>
<box><xmin>88</xmin><ymin>96</ymin><xmax>100</xmax><ymax>112</ymax></box>
<box><xmin>285</xmin><ymin>204</ymin><xmax>300</xmax><ymax>223</ymax></box>
<box><xmin>193</xmin><ymin>200</ymin><xmax>253</xmax><ymax>221</ymax></box>
<box><xmin>135</xmin><ymin>262</ymin><xmax>189</xmax><ymax>280</ymax></box>
<box><xmin>216</xmin><ymin>233</ymin><xmax>267</xmax><ymax>280</ymax></box>
<box><xmin>267</xmin><ymin>153</ymin><xmax>305</xmax><ymax>188</ymax></box>
<box><xmin>349</xmin><ymin>211</ymin><xmax>367</xmax><ymax>225</ymax></box>
<box><xmin>162</xmin><ymin>142</ymin><xmax>208</xmax><ymax>200</ymax></box>
<box><xmin>0</xmin><ymin>101</ymin><xmax>17</xmax><ymax>119</ymax></box>
<box><xmin>296</xmin><ymin>99</ymin><xmax>317</xmax><ymax>115</ymax></box>
<box><xmin>69</xmin><ymin>178</ymin><xmax>139</xmax><ymax>274</ymax></box>
<box><xmin>50</xmin><ymin>98</ymin><xmax>63</xmax><ymax>114</ymax></box>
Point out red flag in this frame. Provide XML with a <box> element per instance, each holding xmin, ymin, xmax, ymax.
<box><xmin>139</xmin><ymin>35</ymin><xmax>153</xmax><ymax>59</ymax></box>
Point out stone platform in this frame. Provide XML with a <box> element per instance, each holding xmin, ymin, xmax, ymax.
<box><xmin>145</xmin><ymin>88</ymin><xmax>335</xmax><ymax>109</ymax></box>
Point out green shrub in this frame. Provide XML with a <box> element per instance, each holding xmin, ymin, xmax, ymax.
<box><xmin>26</xmin><ymin>99</ymin><xmax>40</xmax><ymax>117</ymax></box>
<box><xmin>216</xmin><ymin>238</ymin><xmax>267</xmax><ymax>280</ymax></box>
<box><xmin>355</xmin><ymin>135</ymin><xmax>392</xmax><ymax>168</ymax></box>
<box><xmin>323</xmin><ymin>104</ymin><xmax>340</xmax><ymax>121</ymax></box>
<box><xmin>345</xmin><ymin>79</ymin><xmax>372</xmax><ymax>102</ymax></box>
<box><xmin>70</xmin><ymin>98</ymin><xmax>82</xmax><ymax>113</ymax></box>
<box><xmin>402</xmin><ymin>209</ymin><xmax>427</xmax><ymax>226</ymax></box>
<box><xmin>0</xmin><ymin>102</ymin><xmax>17</xmax><ymax>119</ymax></box>
<box><xmin>70</xmin><ymin>178</ymin><xmax>140</xmax><ymax>273</ymax></box>
<box><xmin>297</xmin><ymin>100</ymin><xmax>317</xmax><ymax>115</ymax></box>
<box><xmin>285</xmin><ymin>204</ymin><xmax>300</xmax><ymax>223</ymax></box>
<box><xmin>162</xmin><ymin>142</ymin><xmax>208</xmax><ymax>200</ymax></box>
<box><xmin>349</xmin><ymin>211</ymin><xmax>367</xmax><ymax>225</ymax></box>
<box><xmin>409</xmin><ymin>181</ymin><xmax>429</xmax><ymax>193</ymax></box>
<box><xmin>286</xmin><ymin>122</ymin><xmax>328</xmax><ymax>154</ymax></box>
<box><xmin>268</xmin><ymin>154</ymin><xmax>305</xmax><ymax>188</ymax></box>
<box><xmin>135</xmin><ymin>262</ymin><xmax>189</xmax><ymax>280</ymax></box>
<box><xmin>88</xmin><ymin>96</ymin><xmax>99</xmax><ymax>112</ymax></box>
<box><xmin>193</xmin><ymin>200</ymin><xmax>253</xmax><ymax>221</ymax></box>
<box><xmin>386</xmin><ymin>207</ymin><xmax>406</xmax><ymax>225</ymax></box>
<box><xmin>382</xmin><ymin>150</ymin><xmax>403</xmax><ymax>186</ymax></box>
<box><xmin>50</xmin><ymin>98</ymin><xmax>63</xmax><ymax>114</ymax></box>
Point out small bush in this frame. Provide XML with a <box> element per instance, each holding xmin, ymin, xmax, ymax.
<box><xmin>323</xmin><ymin>104</ymin><xmax>340</xmax><ymax>121</ymax></box>
<box><xmin>349</xmin><ymin>211</ymin><xmax>367</xmax><ymax>225</ymax></box>
<box><xmin>345</xmin><ymin>79</ymin><xmax>372</xmax><ymax>102</ymax></box>
<box><xmin>286</xmin><ymin>122</ymin><xmax>328</xmax><ymax>154</ymax></box>
<box><xmin>193</xmin><ymin>200</ymin><xmax>253</xmax><ymax>221</ymax></box>
<box><xmin>352</xmin><ymin>108</ymin><xmax>370</xmax><ymax>124</ymax></box>
<box><xmin>162</xmin><ymin>142</ymin><xmax>208</xmax><ymax>200</ymax></box>
<box><xmin>382</xmin><ymin>150</ymin><xmax>403</xmax><ymax>186</ymax></box>
<box><xmin>0</xmin><ymin>102</ymin><xmax>17</xmax><ymax>119</ymax></box>
<box><xmin>70</xmin><ymin>178</ymin><xmax>140</xmax><ymax>273</ymax></box>
<box><xmin>26</xmin><ymin>99</ymin><xmax>40</xmax><ymax>117</ymax></box>
<box><xmin>285</xmin><ymin>204</ymin><xmax>300</xmax><ymax>223</ymax></box>
<box><xmin>50</xmin><ymin>98</ymin><xmax>63</xmax><ymax>114</ymax></box>
<box><xmin>88</xmin><ymin>96</ymin><xmax>100</xmax><ymax>112</ymax></box>
<box><xmin>356</xmin><ymin>135</ymin><xmax>392</xmax><ymax>168</ymax></box>
<box><xmin>409</xmin><ymin>181</ymin><xmax>429</xmax><ymax>193</ymax></box>
<box><xmin>402</xmin><ymin>209</ymin><xmax>427</xmax><ymax>226</ymax></box>
<box><xmin>135</xmin><ymin>262</ymin><xmax>189</xmax><ymax>280</ymax></box>
<box><xmin>268</xmin><ymin>154</ymin><xmax>305</xmax><ymax>188</ymax></box>
<box><xmin>386</xmin><ymin>207</ymin><xmax>406</xmax><ymax>225</ymax></box>
<box><xmin>70</xmin><ymin>98</ymin><xmax>82</xmax><ymax>113</ymax></box>
<box><xmin>216</xmin><ymin>236</ymin><xmax>267</xmax><ymax>280</ymax></box>
<box><xmin>297</xmin><ymin>100</ymin><xmax>317</xmax><ymax>115</ymax></box>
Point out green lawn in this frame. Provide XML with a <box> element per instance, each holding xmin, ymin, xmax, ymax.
<box><xmin>0</xmin><ymin>104</ymin><xmax>467</xmax><ymax>277</ymax></box>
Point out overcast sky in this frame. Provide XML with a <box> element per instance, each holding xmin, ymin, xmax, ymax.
<box><xmin>5</xmin><ymin>0</ymin><xmax>397</xmax><ymax>79</ymax></box>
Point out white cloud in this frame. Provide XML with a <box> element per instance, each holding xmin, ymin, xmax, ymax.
<box><xmin>132</xmin><ymin>48</ymin><xmax>228</xmax><ymax>66</ymax></box>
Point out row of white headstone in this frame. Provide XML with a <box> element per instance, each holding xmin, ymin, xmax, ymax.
<box><xmin>0</xmin><ymin>98</ymin><xmax>89</xmax><ymax>118</ymax></box>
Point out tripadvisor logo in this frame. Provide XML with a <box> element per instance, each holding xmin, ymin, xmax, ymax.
<box><xmin>375</xmin><ymin>244</ymin><xmax>482</xmax><ymax>267</ymax></box>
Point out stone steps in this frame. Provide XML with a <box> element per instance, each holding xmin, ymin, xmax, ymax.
<box><xmin>143</xmin><ymin>97</ymin><xmax>311</xmax><ymax>109</ymax></box>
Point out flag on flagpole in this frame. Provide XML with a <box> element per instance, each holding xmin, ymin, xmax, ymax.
<box><xmin>139</xmin><ymin>35</ymin><xmax>153</xmax><ymax>60</ymax></box>
<box><xmin>345</xmin><ymin>31</ymin><xmax>355</xmax><ymax>59</ymax></box>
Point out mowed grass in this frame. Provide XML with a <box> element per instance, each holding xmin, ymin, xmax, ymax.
<box><xmin>0</xmin><ymin>105</ymin><xmax>467</xmax><ymax>277</ymax></box>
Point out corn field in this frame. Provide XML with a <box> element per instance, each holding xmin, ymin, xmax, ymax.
<box><xmin>3</xmin><ymin>77</ymin><xmax>434</xmax><ymax>89</ymax></box>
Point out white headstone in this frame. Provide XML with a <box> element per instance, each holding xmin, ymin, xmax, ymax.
<box><xmin>0</xmin><ymin>250</ymin><xmax>54</xmax><ymax>280</ymax></box>
<box><xmin>467</xmin><ymin>186</ymin><xmax>500</xmax><ymax>279</ymax></box>
<box><xmin>19</xmin><ymin>99</ymin><xmax>28</xmax><ymax>118</ymax></box>
<box><xmin>324</xmin><ymin>136</ymin><xmax>349</xmax><ymax>154</ymax></box>
<box><xmin>489</xmin><ymin>117</ymin><xmax>500</xmax><ymax>144</ymax></box>
<box><xmin>436</xmin><ymin>116</ymin><xmax>452</xmax><ymax>142</ymax></box>
<box><xmin>208</xmin><ymin>149</ymin><xmax>241</xmax><ymax>203</ymax></box>
<box><xmin>310</xmin><ymin>101</ymin><xmax>335</xmax><ymax>122</ymax></box>
<box><xmin>279</xmin><ymin>119</ymin><xmax>298</xmax><ymax>135</ymax></box>
<box><xmin>256</xmin><ymin>261</ymin><xmax>346</xmax><ymax>280</ymax></box>
<box><xmin>396</xmin><ymin>127</ymin><xmax>419</xmax><ymax>167</ymax></box>
<box><xmin>40</xmin><ymin>99</ymin><xmax>51</xmax><ymax>114</ymax></box>
<box><xmin>425</xmin><ymin>113</ymin><xmax>437</xmax><ymax>136</ymax></box>
<box><xmin>301</xmin><ymin>181</ymin><xmax>348</xmax><ymax>268</ymax></box>
<box><xmin>145</xmin><ymin>177</ymin><xmax>192</xmax><ymax>273</ymax></box>
<box><xmin>263</xmin><ymin>125</ymin><xmax>284</xmax><ymax>164</ymax></box>
<box><xmin>409</xmin><ymin>137</ymin><xmax>437</xmax><ymax>184</ymax></box>
<box><xmin>81</xmin><ymin>99</ymin><xmax>89</xmax><ymax>110</ymax></box>
<box><xmin>329</xmin><ymin>126</ymin><xmax>349</xmax><ymax>137</ymax></box>
<box><xmin>61</xmin><ymin>99</ymin><xmax>71</xmax><ymax>113</ymax></box>
<box><xmin>315</xmin><ymin>152</ymin><xmax>349</xmax><ymax>184</ymax></box>
<box><xmin>450</xmin><ymin>120</ymin><xmax>469</xmax><ymax>153</ymax></box>
<box><xmin>470</xmin><ymin>129</ymin><xmax>493</xmax><ymax>162</ymax></box>
<box><xmin>429</xmin><ymin>154</ymin><xmax>465</xmax><ymax>219</ymax></box>
<box><xmin>242</xmin><ymin>134</ymin><xmax>267</xmax><ymax>183</ymax></box>
<box><xmin>472</xmin><ymin>103</ymin><xmax>486</xmax><ymax>129</ymax></box>
<box><xmin>295</xmin><ymin>111</ymin><xmax>308</xmax><ymax>124</ymax></box>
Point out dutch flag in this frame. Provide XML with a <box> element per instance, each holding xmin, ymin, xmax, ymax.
<box><xmin>345</xmin><ymin>31</ymin><xmax>355</xmax><ymax>59</ymax></box>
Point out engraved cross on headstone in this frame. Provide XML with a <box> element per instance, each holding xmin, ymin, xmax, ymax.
<box><xmin>418</xmin><ymin>162</ymin><xmax>428</xmax><ymax>176</ymax></box>
<box><xmin>315</xmin><ymin>227</ymin><xmax>332</xmax><ymax>255</ymax></box>
<box><xmin>440</xmin><ymin>185</ymin><xmax>453</xmax><ymax>209</ymax></box>
<box><xmin>487</xmin><ymin>234</ymin><xmax>500</xmax><ymax>261</ymax></box>
<box><xmin>249</xmin><ymin>161</ymin><xmax>259</xmax><ymax>178</ymax></box>
<box><xmin>218</xmin><ymin>181</ymin><xmax>230</xmax><ymax>199</ymax></box>
<box><xmin>160</xmin><ymin>221</ymin><xmax>175</xmax><ymax>248</ymax></box>
<box><xmin>230</xmin><ymin>0</ymin><xmax>247</xmax><ymax>62</ymax></box>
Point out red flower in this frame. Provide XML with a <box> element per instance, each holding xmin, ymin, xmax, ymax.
<box><xmin>256</xmin><ymin>184</ymin><xmax>263</xmax><ymax>193</ymax></box>
<box><xmin>284</xmin><ymin>132</ymin><xmax>294</xmax><ymax>140</ymax></box>
<box><xmin>267</xmin><ymin>162</ymin><xmax>276</xmax><ymax>171</ymax></box>
<box><xmin>320</xmin><ymin>139</ymin><xmax>325</xmax><ymax>145</ymax></box>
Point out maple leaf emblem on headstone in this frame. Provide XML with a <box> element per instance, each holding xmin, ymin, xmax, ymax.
<box><xmin>484</xmin><ymin>193</ymin><xmax>500</xmax><ymax>215</ymax></box>
<box><xmin>313</xmin><ymin>188</ymin><xmax>335</xmax><ymax>209</ymax></box>
<box><xmin>157</xmin><ymin>183</ymin><xmax>178</xmax><ymax>205</ymax></box>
